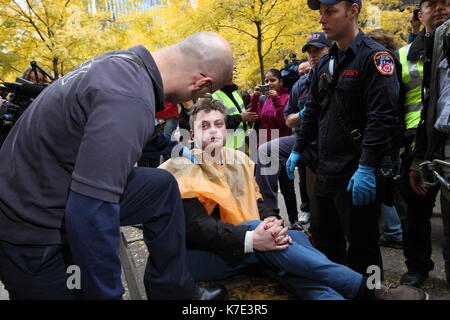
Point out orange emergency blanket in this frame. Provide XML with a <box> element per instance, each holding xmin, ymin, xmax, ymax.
<box><xmin>159</xmin><ymin>148</ymin><xmax>262</xmax><ymax>225</ymax></box>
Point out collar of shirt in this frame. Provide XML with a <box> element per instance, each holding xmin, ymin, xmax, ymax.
<box><xmin>407</xmin><ymin>29</ymin><xmax>435</xmax><ymax>62</ymax></box>
<box><xmin>221</xmin><ymin>83</ymin><xmax>239</xmax><ymax>96</ymax></box>
<box><xmin>329</xmin><ymin>30</ymin><xmax>365</xmax><ymax>62</ymax></box>
<box><xmin>128</xmin><ymin>45</ymin><xmax>165</xmax><ymax>112</ymax></box>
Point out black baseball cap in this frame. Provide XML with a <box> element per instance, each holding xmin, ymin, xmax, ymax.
<box><xmin>307</xmin><ymin>0</ymin><xmax>362</xmax><ymax>10</ymax></box>
<box><xmin>302</xmin><ymin>32</ymin><xmax>333</xmax><ymax>52</ymax></box>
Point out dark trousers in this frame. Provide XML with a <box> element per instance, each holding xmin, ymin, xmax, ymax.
<box><xmin>278</xmin><ymin>165</ymin><xmax>299</xmax><ymax>224</ymax></box>
<box><xmin>400</xmin><ymin>170</ymin><xmax>440</xmax><ymax>275</ymax></box>
<box><xmin>0</xmin><ymin>167</ymin><xmax>197</xmax><ymax>300</ymax></box>
<box><xmin>255</xmin><ymin>135</ymin><xmax>310</xmax><ymax>224</ymax></box>
<box><xmin>309</xmin><ymin>174</ymin><xmax>383</xmax><ymax>277</ymax></box>
<box><xmin>439</xmin><ymin>194</ymin><xmax>450</xmax><ymax>275</ymax></box>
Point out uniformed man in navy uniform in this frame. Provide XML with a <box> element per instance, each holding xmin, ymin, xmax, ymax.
<box><xmin>0</xmin><ymin>31</ymin><xmax>233</xmax><ymax>300</ymax></box>
<box><xmin>287</xmin><ymin>0</ymin><xmax>400</xmax><ymax>277</ymax></box>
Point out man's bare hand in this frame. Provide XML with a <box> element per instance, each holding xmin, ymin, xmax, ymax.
<box><xmin>241</xmin><ymin>111</ymin><xmax>258</xmax><ymax>122</ymax></box>
<box><xmin>409</xmin><ymin>169</ymin><xmax>429</xmax><ymax>197</ymax></box>
<box><xmin>253</xmin><ymin>219</ymin><xmax>290</xmax><ymax>251</ymax></box>
<box><xmin>253</xmin><ymin>85</ymin><xmax>261</xmax><ymax>96</ymax></box>
<box><xmin>263</xmin><ymin>217</ymin><xmax>292</xmax><ymax>246</ymax></box>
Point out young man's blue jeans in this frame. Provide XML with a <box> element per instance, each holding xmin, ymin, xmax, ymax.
<box><xmin>186</xmin><ymin>220</ymin><xmax>363</xmax><ymax>300</ymax></box>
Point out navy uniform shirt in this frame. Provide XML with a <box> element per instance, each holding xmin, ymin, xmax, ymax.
<box><xmin>294</xmin><ymin>31</ymin><xmax>399</xmax><ymax>177</ymax></box>
<box><xmin>284</xmin><ymin>72</ymin><xmax>313</xmax><ymax>118</ymax></box>
<box><xmin>0</xmin><ymin>45</ymin><xmax>164</xmax><ymax>245</ymax></box>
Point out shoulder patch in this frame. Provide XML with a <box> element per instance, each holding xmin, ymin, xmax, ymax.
<box><xmin>373</xmin><ymin>52</ymin><xmax>395</xmax><ymax>76</ymax></box>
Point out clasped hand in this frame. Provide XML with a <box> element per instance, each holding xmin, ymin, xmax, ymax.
<box><xmin>252</xmin><ymin>217</ymin><xmax>293</xmax><ymax>251</ymax></box>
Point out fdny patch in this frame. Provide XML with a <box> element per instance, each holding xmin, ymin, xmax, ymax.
<box><xmin>373</xmin><ymin>52</ymin><xmax>395</xmax><ymax>76</ymax></box>
<box><xmin>308</xmin><ymin>33</ymin><xmax>321</xmax><ymax>41</ymax></box>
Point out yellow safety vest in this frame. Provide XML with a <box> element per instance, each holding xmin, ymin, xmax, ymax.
<box><xmin>211</xmin><ymin>90</ymin><xmax>246</xmax><ymax>149</ymax></box>
<box><xmin>398</xmin><ymin>43</ymin><xmax>424</xmax><ymax>130</ymax></box>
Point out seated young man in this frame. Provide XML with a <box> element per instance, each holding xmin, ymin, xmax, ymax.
<box><xmin>159</xmin><ymin>97</ymin><xmax>428</xmax><ymax>300</ymax></box>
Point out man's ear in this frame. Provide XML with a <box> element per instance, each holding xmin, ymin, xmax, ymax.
<box><xmin>194</xmin><ymin>74</ymin><xmax>212</xmax><ymax>90</ymax></box>
<box><xmin>190</xmin><ymin>129</ymin><xmax>194</xmax><ymax>141</ymax></box>
<box><xmin>352</xmin><ymin>3</ymin><xmax>359</xmax><ymax>18</ymax></box>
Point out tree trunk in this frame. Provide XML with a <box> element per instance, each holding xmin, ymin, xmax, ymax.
<box><xmin>53</xmin><ymin>57</ymin><xmax>59</xmax><ymax>79</ymax></box>
<box><xmin>255</xmin><ymin>21</ymin><xmax>265</xmax><ymax>84</ymax></box>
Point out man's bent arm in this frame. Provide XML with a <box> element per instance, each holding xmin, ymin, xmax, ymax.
<box><xmin>183</xmin><ymin>198</ymin><xmax>248</xmax><ymax>263</ymax></box>
<box><xmin>65</xmin><ymin>190</ymin><xmax>123</xmax><ymax>299</ymax></box>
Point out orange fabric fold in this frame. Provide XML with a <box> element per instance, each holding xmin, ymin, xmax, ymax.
<box><xmin>159</xmin><ymin>148</ymin><xmax>262</xmax><ymax>225</ymax></box>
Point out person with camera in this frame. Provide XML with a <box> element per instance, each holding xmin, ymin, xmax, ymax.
<box><xmin>0</xmin><ymin>31</ymin><xmax>233</xmax><ymax>300</ymax></box>
<box><xmin>254</xmin><ymin>33</ymin><xmax>332</xmax><ymax>227</ymax></box>
<box><xmin>286</xmin><ymin>0</ymin><xmax>400</xmax><ymax>277</ymax></box>
<box><xmin>398</xmin><ymin>0</ymin><xmax>450</xmax><ymax>288</ymax></box>
<box><xmin>249</xmin><ymin>69</ymin><xmax>291</xmax><ymax>143</ymax></box>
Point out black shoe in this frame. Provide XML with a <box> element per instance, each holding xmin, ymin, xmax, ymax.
<box><xmin>195</xmin><ymin>284</ymin><xmax>227</xmax><ymax>300</ymax></box>
<box><xmin>290</xmin><ymin>221</ymin><xmax>305</xmax><ymax>231</ymax></box>
<box><xmin>380</xmin><ymin>238</ymin><xmax>403</xmax><ymax>249</ymax></box>
<box><xmin>400</xmin><ymin>272</ymin><xmax>428</xmax><ymax>288</ymax></box>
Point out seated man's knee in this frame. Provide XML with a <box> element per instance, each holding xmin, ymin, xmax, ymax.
<box><xmin>288</xmin><ymin>230</ymin><xmax>312</xmax><ymax>246</ymax></box>
<box><xmin>241</xmin><ymin>220</ymin><xmax>262</xmax><ymax>230</ymax></box>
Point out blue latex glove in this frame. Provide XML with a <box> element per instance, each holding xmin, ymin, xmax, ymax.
<box><xmin>297</xmin><ymin>108</ymin><xmax>305</xmax><ymax>119</ymax></box>
<box><xmin>286</xmin><ymin>151</ymin><xmax>301</xmax><ymax>180</ymax></box>
<box><xmin>181</xmin><ymin>146</ymin><xmax>199</xmax><ymax>164</ymax></box>
<box><xmin>347</xmin><ymin>164</ymin><xmax>376</xmax><ymax>206</ymax></box>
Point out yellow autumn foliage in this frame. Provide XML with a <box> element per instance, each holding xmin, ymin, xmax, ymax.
<box><xmin>1</xmin><ymin>0</ymin><xmax>416</xmax><ymax>90</ymax></box>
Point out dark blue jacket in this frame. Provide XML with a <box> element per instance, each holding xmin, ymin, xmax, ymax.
<box><xmin>294</xmin><ymin>31</ymin><xmax>400</xmax><ymax>177</ymax></box>
<box><xmin>284</xmin><ymin>72</ymin><xmax>313</xmax><ymax>118</ymax></box>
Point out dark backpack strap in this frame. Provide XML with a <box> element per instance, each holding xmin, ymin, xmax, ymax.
<box><xmin>260</xmin><ymin>95</ymin><xmax>268</xmax><ymax>106</ymax></box>
<box><xmin>332</xmin><ymin>88</ymin><xmax>362</xmax><ymax>151</ymax></box>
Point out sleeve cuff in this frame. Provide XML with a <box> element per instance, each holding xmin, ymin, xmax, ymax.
<box><xmin>359</xmin><ymin>149</ymin><xmax>382</xmax><ymax>168</ymax></box>
<box><xmin>244</xmin><ymin>231</ymin><xmax>254</xmax><ymax>253</ymax></box>
<box><xmin>71</xmin><ymin>179</ymin><xmax>121</xmax><ymax>203</ymax></box>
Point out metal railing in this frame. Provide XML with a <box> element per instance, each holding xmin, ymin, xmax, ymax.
<box><xmin>420</xmin><ymin>159</ymin><xmax>450</xmax><ymax>190</ymax></box>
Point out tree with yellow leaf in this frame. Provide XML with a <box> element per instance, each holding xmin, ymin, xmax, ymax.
<box><xmin>0</xmin><ymin>0</ymin><xmax>129</xmax><ymax>81</ymax></box>
<box><xmin>0</xmin><ymin>0</ymin><xmax>416</xmax><ymax>90</ymax></box>
<box><xmin>144</xmin><ymin>0</ymin><xmax>414</xmax><ymax>91</ymax></box>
